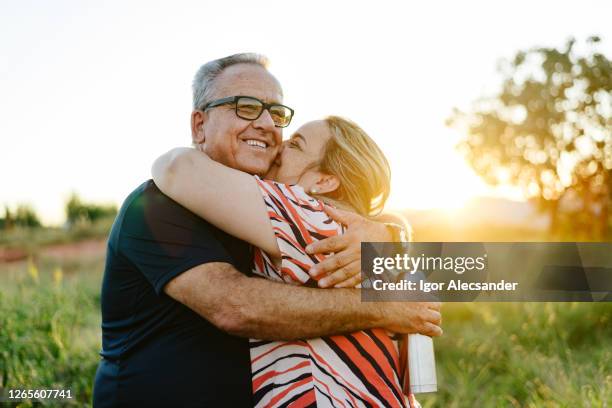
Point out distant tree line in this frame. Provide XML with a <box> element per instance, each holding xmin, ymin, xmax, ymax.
<box><xmin>65</xmin><ymin>194</ymin><xmax>117</xmax><ymax>226</ymax></box>
<box><xmin>0</xmin><ymin>194</ymin><xmax>117</xmax><ymax>230</ymax></box>
<box><xmin>0</xmin><ymin>205</ymin><xmax>41</xmax><ymax>229</ymax></box>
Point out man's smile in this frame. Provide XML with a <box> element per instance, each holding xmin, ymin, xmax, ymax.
<box><xmin>244</xmin><ymin>139</ymin><xmax>268</xmax><ymax>149</ymax></box>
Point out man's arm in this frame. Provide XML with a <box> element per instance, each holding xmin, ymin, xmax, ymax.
<box><xmin>165</xmin><ymin>261</ymin><xmax>442</xmax><ymax>341</ymax></box>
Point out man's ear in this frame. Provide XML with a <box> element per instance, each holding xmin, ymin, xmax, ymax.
<box><xmin>313</xmin><ymin>174</ymin><xmax>340</xmax><ymax>195</ymax></box>
<box><xmin>191</xmin><ymin>110</ymin><xmax>206</xmax><ymax>144</ymax></box>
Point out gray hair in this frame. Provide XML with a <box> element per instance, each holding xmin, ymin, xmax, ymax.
<box><xmin>192</xmin><ymin>53</ymin><xmax>272</xmax><ymax>110</ymax></box>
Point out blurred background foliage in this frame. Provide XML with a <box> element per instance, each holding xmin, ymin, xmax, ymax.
<box><xmin>65</xmin><ymin>194</ymin><xmax>117</xmax><ymax>228</ymax></box>
<box><xmin>0</xmin><ymin>194</ymin><xmax>117</xmax><ymax>233</ymax></box>
<box><xmin>0</xmin><ymin>206</ymin><xmax>41</xmax><ymax>230</ymax></box>
<box><xmin>0</xmin><ymin>195</ymin><xmax>116</xmax><ymax>255</ymax></box>
<box><xmin>448</xmin><ymin>37</ymin><xmax>611</xmax><ymax>240</ymax></box>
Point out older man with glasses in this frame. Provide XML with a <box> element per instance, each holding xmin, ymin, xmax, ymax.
<box><xmin>93</xmin><ymin>53</ymin><xmax>441</xmax><ymax>407</ymax></box>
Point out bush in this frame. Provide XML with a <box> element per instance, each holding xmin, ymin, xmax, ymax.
<box><xmin>65</xmin><ymin>194</ymin><xmax>117</xmax><ymax>226</ymax></box>
<box><xmin>0</xmin><ymin>205</ymin><xmax>41</xmax><ymax>230</ymax></box>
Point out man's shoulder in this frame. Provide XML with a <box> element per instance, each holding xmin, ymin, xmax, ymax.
<box><xmin>109</xmin><ymin>180</ymin><xmax>213</xmax><ymax>245</ymax></box>
<box><xmin>119</xmin><ymin>179</ymin><xmax>196</xmax><ymax>221</ymax></box>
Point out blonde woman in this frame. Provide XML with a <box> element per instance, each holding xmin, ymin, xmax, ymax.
<box><xmin>153</xmin><ymin>116</ymin><xmax>422</xmax><ymax>408</ymax></box>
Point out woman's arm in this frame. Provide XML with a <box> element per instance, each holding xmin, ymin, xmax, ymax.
<box><xmin>152</xmin><ymin>147</ymin><xmax>280</xmax><ymax>258</ymax></box>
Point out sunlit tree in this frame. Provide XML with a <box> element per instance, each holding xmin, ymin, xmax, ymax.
<box><xmin>448</xmin><ymin>37</ymin><xmax>612</xmax><ymax>238</ymax></box>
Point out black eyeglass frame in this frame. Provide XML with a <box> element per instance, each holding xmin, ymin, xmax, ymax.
<box><xmin>202</xmin><ymin>95</ymin><xmax>294</xmax><ymax>128</ymax></box>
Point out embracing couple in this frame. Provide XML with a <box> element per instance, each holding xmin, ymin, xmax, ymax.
<box><xmin>92</xmin><ymin>53</ymin><xmax>442</xmax><ymax>408</ymax></box>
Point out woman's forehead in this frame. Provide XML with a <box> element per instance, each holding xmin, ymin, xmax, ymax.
<box><xmin>294</xmin><ymin>120</ymin><xmax>331</xmax><ymax>147</ymax></box>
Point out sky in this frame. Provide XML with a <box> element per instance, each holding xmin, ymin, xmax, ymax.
<box><xmin>1</xmin><ymin>0</ymin><xmax>611</xmax><ymax>225</ymax></box>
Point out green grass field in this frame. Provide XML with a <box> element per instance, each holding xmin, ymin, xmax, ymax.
<box><xmin>419</xmin><ymin>302</ymin><xmax>611</xmax><ymax>407</ymax></box>
<box><xmin>0</xmin><ymin>254</ymin><xmax>103</xmax><ymax>407</ymax></box>
<box><xmin>0</xmin><ymin>227</ymin><xmax>611</xmax><ymax>407</ymax></box>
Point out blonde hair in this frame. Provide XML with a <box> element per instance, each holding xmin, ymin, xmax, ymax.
<box><xmin>318</xmin><ymin>116</ymin><xmax>391</xmax><ymax>217</ymax></box>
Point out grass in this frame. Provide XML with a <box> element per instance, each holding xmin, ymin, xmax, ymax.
<box><xmin>0</xmin><ymin>254</ymin><xmax>103</xmax><ymax>407</ymax></box>
<box><xmin>418</xmin><ymin>302</ymin><xmax>611</xmax><ymax>407</ymax></box>
<box><xmin>0</xmin><ymin>224</ymin><xmax>611</xmax><ymax>406</ymax></box>
<box><xmin>411</xmin><ymin>221</ymin><xmax>612</xmax><ymax>407</ymax></box>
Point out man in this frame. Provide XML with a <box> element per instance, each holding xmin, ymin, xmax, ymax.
<box><xmin>93</xmin><ymin>53</ymin><xmax>442</xmax><ymax>407</ymax></box>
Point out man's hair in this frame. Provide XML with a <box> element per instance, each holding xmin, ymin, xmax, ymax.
<box><xmin>192</xmin><ymin>53</ymin><xmax>272</xmax><ymax>110</ymax></box>
<box><xmin>319</xmin><ymin>116</ymin><xmax>391</xmax><ymax>217</ymax></box>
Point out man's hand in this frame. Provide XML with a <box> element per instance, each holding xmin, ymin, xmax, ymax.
<box><xmin>381</xmin><ymin>301</ymin><xmax>443</xmax><ymax>337</ymax></box>
<box><xmin>306</xmin><ymin>205</ymin><xmax>392</xmax><ymax>288</ymax></box>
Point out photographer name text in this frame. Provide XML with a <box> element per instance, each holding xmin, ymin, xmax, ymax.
<box><xmin>372</xmin><ymin>279</ymin><xmax>518</xmax><ymax>292</ymax></box>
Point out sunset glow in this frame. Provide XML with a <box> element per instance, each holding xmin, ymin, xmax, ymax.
<box><xmin>1</xmin><ymin>1</ymin><xmax>609</xmax><ymax>224</ymax></box>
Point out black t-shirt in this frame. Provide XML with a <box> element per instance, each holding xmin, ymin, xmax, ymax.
<box><xmin>93</xmin><ymin>180</ymin><xmax>253</xmax><ymax>407</ymax></box>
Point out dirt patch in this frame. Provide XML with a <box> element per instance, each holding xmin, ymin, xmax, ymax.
<box><xmin>41</xmin><ymin>239</ymin><xmax>107</xmax><ymax>260</ymax></box>
<box><xmin>0</xmin><ymin>239</ymin><xmax>107</xmax><ymax>263</ymax></box>
<box><xmin>0</xmin><ymin>247</ymin><xmax>28</xmax><ymax>263</ymax></box>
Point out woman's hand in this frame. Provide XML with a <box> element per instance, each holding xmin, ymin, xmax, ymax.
<box><xmin>306</xmin><ymin>205</ymin><xmax>393</xmax><ymax>288</ymax></box>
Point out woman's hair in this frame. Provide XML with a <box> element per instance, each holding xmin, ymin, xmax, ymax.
<box><xmin>318</xmin><ymin>116</ymin><xmax>391</xmax><ymax>217</ymax></box>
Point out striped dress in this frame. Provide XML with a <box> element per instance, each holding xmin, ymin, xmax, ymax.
<box><xmin>250</xmin><ymin>177</ymin><xmax>417</xmax><ymax>408</ymax></box>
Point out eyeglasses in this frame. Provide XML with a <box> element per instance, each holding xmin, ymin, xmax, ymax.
<box><xmin>203</xmin><ymin>96</ymin><xmax>294</xmax><ymax>128</ymax></box>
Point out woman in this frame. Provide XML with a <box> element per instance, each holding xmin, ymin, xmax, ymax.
<box><xmin>153</xmin><ymin>116</ymin><xmax>419</xmax><ymax>408</ymax></box>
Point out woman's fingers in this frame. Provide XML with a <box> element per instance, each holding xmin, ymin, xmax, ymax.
<box><xmin>322</xmin><ymin>204</ymin><xmax>360</xmax><ymax>226</ymax></box>
<box><xmin>334</xmin><ymin>273</ymin><xmax>362</xmax><ymax>288</ymax></box>
<box><xmin>309</xmin><ymin>249</ymin><xmax>357</xmax><ymax>278</ymax></box>
<box><xmin>317</xmin><ymin>261</ymin><xmax>361</xmax><ymax>288</ymax></box>
<box><xmin>306</xmin><ymin>235</ymin><xmax>349</xmax><ymax>255</ymax></box>
<box><xmin>318</xmin><ymin>267</ymin><xmax>350</xmax><ymax>288</ymax></box>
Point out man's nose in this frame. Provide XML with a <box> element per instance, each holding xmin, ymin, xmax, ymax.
<box><xmin>252</xmin><ymin>108</ymin><xmax>276</xmax><ymax>132</ymax></box>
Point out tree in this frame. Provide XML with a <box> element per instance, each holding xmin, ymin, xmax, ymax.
<box><xmin>0</xmin><ymin>206</ymin><xmax>12</xmax><ymax>229</ymax></box>
<box><xmin>2</xmin><ymin>205</ymin><xmax>42</xmax><ymax>228</ymax></box>
<box><xmin>448</xmin><ymin>37</ymin><xmax>612</xmax><ymax>239</ymax></box>
<box><xmin>65</xmin><ymin>193</ymin><xmax>117</xmax><ymax>226</ymax></box>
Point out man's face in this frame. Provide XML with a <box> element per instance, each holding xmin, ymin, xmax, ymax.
<box><xmin>192</xmin><ymin>64</ymin><xmax>283</xmax><ymax>176</ymax></box>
